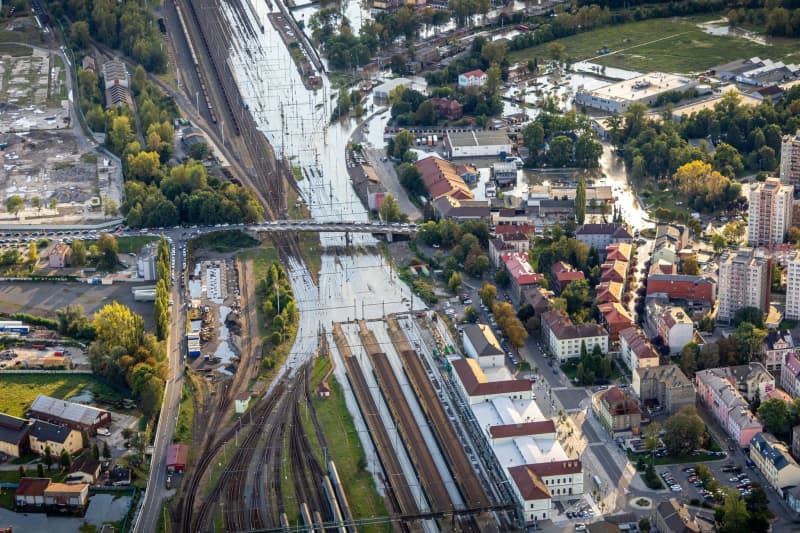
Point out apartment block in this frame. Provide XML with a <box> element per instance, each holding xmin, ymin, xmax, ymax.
<box><xmin>781</xmin><ymin>130</ymin><xmax>800</xmax><ymax>186</ymax></box>
<box><xmin>786</xmin><ymin>251</ymin><xmax>800</xmax><ymax>321</ymax></box>
<box><xmin>695</xmin><ymin>367</ymin><xmax>764</xmax><ymax>447</ymax></box>
<box><xmin>747</xmin><ymin>178</ymin><xmax>793</xmax><ymax>246</ymax></box>
<box><xmin>717</xmin><ymin>249</ymin><xmax>771</xmax><ymax>323</ymax></box>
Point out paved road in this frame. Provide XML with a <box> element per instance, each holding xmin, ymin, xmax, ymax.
<box><xmin>362</xmin><ymin>147</ymin><xmax>422</xmax><ymax>221</ymax></box>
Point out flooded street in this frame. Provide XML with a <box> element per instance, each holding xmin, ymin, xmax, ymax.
<box><xmin>597</xmin><ymin>143</ymin><xmax>652</xmax><ymax>232</ymax></box>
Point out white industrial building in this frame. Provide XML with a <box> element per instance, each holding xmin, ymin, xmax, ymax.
<box><xmin>461</xmin><ymin>323</ymin><xmax>504</xmax><ymax>367</ymax></box>
<box><xmin>444</xmin><ymin>130</ymin><xmax>512</xmax><ymax>159</ymax></box>
<box><xmin>575</xmin><ymin>72</ymin><xmax>698</xmax><ymax>113</ymax></box>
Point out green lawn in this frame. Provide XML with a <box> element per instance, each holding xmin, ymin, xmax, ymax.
<box><xmin>188</xmin><ymin>230</ymin><xmax>259</xmax><ymax>254</ymax></box>
<box><xmin>0</xmin><ymin>374</ymin><xmax>124</xmax><ymax>417</ymax></box>
<box><xmin>114</xmin><ymin>235</ymin><xmax>158</xmax><ymax>254</ymax></box>
<box><xmin>173</xmin><ymin>376</ymin><xmax>196</xmax><ymax>445</ymax></box>
<box><xmin>509</xmin><ymin>17</ymin><xmax>800</xmax><ymax>74</ymax></box>
<box><xmin>307</xmin><ymin>356</ymin><xmax>390</xmax><ymax>533</ymax></box>
<box><xmin>0</xmin><ymin>468</ymin><xmax>66</xmax><ymax>510</ymax></box>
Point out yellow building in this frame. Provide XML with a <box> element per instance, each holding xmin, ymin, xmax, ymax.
<box><xmin>29</xmin><ymin>420</ymin><xmax>82</xmax><ymax>457</ymax></box>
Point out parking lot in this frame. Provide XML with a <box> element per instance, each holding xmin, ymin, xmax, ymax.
<box><xmin>659</xmin><ymin>460</ymin><xmax>755</xmax><ymax>503</ymax></box>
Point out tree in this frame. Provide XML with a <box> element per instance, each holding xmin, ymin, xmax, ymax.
<box><xmin>682</xmin><ymin>256</ymin><xmax>700</xmax><ymax>275</ymax></box>
<box><xmin>673</xmin><ymin>160</ymin><xmax>739</xmax><ymax>212</ymax></box>
<box><xmin>680</xmin><ymin>342</ymin><xmax>698</xmax><ymax>375</ymax></box>
<box><xmin>718</xmin><ymin>489</ymin><xmax>750</xmax><ymax>533</ymax></box>
<box><xmin>127</xmin><ymin>151</ymin><xmax>161</xmax><ymax>183</ymax></box>
<box><xmin>732</xmin><ymin>307</ymin><xmax>765</xmax><ymax>328</ymax></box>
<box><xmin>44</xmin><ymin>445</ymin><xmax>53</xmax><ymax>470</ymax></box>
<box><xmin>71</xmin><ymin>240</ymin><xmax>88</xmax><ymax>267</ymax></box>
<box><xmin>70</xmin><ymin>20</ymin><xmax>90</xmax><ymax>48</ymax></box>
<box><xmin>712</xmin><ymin>142</ymin><xmax>745</xmax><ymax>177</ymax></box>
<box><xmin>479</xmin><ymin>283</ymin><xmax>496</xmax><ymax>308</ymax></box>
<box><xmin>37</xmin><ymin>463</ymin><xmax>45</xmax><ymax>477</ymax></box>
<box><xmin>732</xmin><ymin>321</ymin><xmax>767</xmax><ymax>362</ymax></box>
<box><xmin>448</xmin><ymin>271</ymin><xmax>462</xmax><ymax>294</ymax></box>
<box><xmin>560</xmin><ymin>279</ymin><xmax>591</xmax><ymax>322</ymax></box>
<box><xmin>108</xmin><ymin>115</ymin><xmax>134</xmax><ymax>155</ymax></box>
<box><xmin>92</xmin><ymin>443</ymin><xmax>100</xmax><ymax>460</ymax></box>
<box><xmin>758</xmin><ymin>398</ymin><xmax>793</xmax><ymax>437</ymax></box>
<box><xmin>96</xmin><ymin>234</ymin><xmax>119</xmax><ymax>271</ymax></box>
<box><xmin>547</xmin><ymin>41</ymin><xmax>566</xmax><ymax>62</ymax></box>
<box><xmin>31</xmin><ymin>196</ymin><xmax>42</xmax><ymax>212</ymax></box>
<box><xmin>547</xmin><ymin>136</ymin><xmax>573</xmax><ymax>168</ymax></box>
<box><xmin>638</xmin><ymin>517</ymin><xmax>650</xmax><ymax>533</ymax></box>
<box><xmin>663</xmin><ymin>406</ymin><xmax>705</xmax><ymax>457</ymax></box>
<box><xmin>575</xmin><ymin>177</ymin><xmax>586</xmax><ymax>224</ymax></box>
<box><xmin>103</xmin><ymin>441</ymin><xmax>111</xmax><ymax>459</ymax></box>
<box><xmin>391</xmin><ymin>129</ymin><xmax>415</xmax><ymax>160</ymax></box>
<box><xmin>27</xmin><ymin>241</ymin><xmax>38</xmax><ymax>265</ymax></box>
<box><xmin>6</xmin><ymin>195</ymin><xmax>24</xmax><ymax>217</ymax></box>
<box><xmin>379</xmin><ymin>194</ymin><xmax>404</xmax><ymax>222</ymax></box>
<box><xmin>644</xmin><ymin>421</ymin><xmax>661</xmax><ymax>464</ymax></box>
<box><xmin>464</xmin><ymin>306</ymin><xmax>479</xmax><ymax>323</ymax></box>
<box><xmin>494</xmin><ymin>269</ymin><xmax>510</xmax><ymax>288</ymax></box>
<box><xmin>60</xmin><ymin>449</ymin><xmax>72</xmax><ymax>470</ymax></box>
<box><xmin>574</xmin><ymin>134</ymin><xmax>602</xmax><ymax>168</ymax></box>
<box><xmin>745</xmin><ymin>482</ymin><xmax>773</xmax><ymax>531</ymax></box>
<box><xmin>484</xmin><ymin>63</ymin><xmax>502</xmax><ymax>97</ymax></box>
<box><xmin>398</xmin><ymin>163</ymin><xmax>425</xmax><ymax>197</ymax></box>
<box><xmin>492</xmin><ymin>302</ymin><xmax>528</xmax><ymax>348</ymax></box>
<box><xmin>188</xmin><ymin>142</ymin><xmax>210</xmax><ymax>161</ymax></box>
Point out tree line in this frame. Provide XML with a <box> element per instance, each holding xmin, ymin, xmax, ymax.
<box><xmin>522</xmin><ymin>111</ymin><xmax>603</xmax><ymax>169</ymax></box>
<box><xmin>256</xmin><ymin>262</ymin><xmax>298</xmax><ymax>371</ymax></box>
<box><xmin>728</xmin><ymin>1</ymin><xmax>800</xmax><ymax>38</ymax></box>
<box><xmin>154</xmin><ymin>238</ymin><xmax>171</xmax><ymax>341</ymax></box>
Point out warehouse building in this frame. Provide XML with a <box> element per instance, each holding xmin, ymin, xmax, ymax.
<box><xmin>576</xmin><ymin>73</ymin><xmax>698</xmax><ymax>113</ymax></box>
<box><xmin>444</xmin><ymin>130</ymin><xmax>512</xmax><ymax>159</ymax></box>
<box><xmin>29</xmin><ymin>395</ymin><xmax>111</xmax><ymax>433</ymax></box>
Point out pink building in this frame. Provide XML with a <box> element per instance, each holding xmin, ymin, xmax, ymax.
<box><xmin>695</xmin><ymin>368</ymin><xmax>763</xmax><ymax>447</ymax></box>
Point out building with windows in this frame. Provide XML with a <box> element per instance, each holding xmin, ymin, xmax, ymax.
<box><xmin>750</xmin><ymin>432</ymin><xmax>800</xmax><ymax>495</ymax></box>
<box><xmin>29</xmin><ymin>395</ymin><xmax>111</xmax><ymax>433</ymax></box>
<box><xmin>540</xmin><ymin>310</ymin><xmax>609</xmax><ymax>362</ymax></box>
<box><xmin>598</xmin><ymin>302</ymin><xmax>633</xmax><ymax>343</ymax></box>
<box><xmin>576</xmin><ymin>72</ymin><xmax>697</xmax><ymax>113</ymax></box>
<box><xmin>785</xmin><ymin>251</ymin><xmax>800</xmax><ymax>321</ymax></box>
<box><xmin>781</xmin><ymin>352</ymin><xmax>800</xmax><ymax>398</ymax></box>
<box><xmin>501</xmin><ymin>252</ymin><xmax>543</xmax><ymax>303</ymax></box>
<box><xmin>458</xmin><ymin>69</ymin><xmax>487</xmax><ymax>88</ymax></box>
<box><xmin>651</xmin><ymin>305</ymin><xmax>694</xmax><ymax>355</ymax></box>
<box><xmin>452</xmin><ymin>358</ymin><xmax>532</xmax><ymax>404</ymax></box>
<box><xmin>461</xmin><ymin>324</ymin><xmax>504</xmax><ymax>367</ymax></box>
<box><xmin>646</xmin><ymin>274</ymin><xmax>716</xmax><ymax>304</ymax></box>
<box><xmin>747</xmin><ymin>178</ymin><xmax>793</xmax><ymax>246</ymax></box>
<box><xmin>653</xmin><ymin>499</ymin><xmax>702</xmax><ymax>533</ymax></box>
<box><xmin>717</xmin><ymin>249</ymin><xmax>772</xmax><ymax>323</ymax></box>
<box><xmin>632</xmin><ymin>364</ymin><xmax>694</xmax><ymax>415</ymax></box>
<box><xmin>574</xmin><ymin>223</ymin><xmax>632</xmax><ymax>250</ymax></box>
<box><xmin>444</xmin><ymin>130</ymin><xmax>512</xmax><ymax>159</ymax></box>
<box><xmin>780</xmin><ymin>130</ymin><xmax>800</xmax><ymax>186</ymax></box>
<box><xmin>695</xmin><ymin>368</ymin><xmax>763</xmax><ymax>447</ymax></box>
<box><xmin>763</xmin><ymin>330</ymin><xmax>794</xmax><ymax>374</ymax></box>
<box><xmin>619</xmin><ymin>327</ymin><xmax>660</xmax><ymax>372</ymax></box>
<box><xmin>592</xmin><ymin>386</ymin><xmax>641</xmax><ymax>436</ymax></box>
<box><xmin>29</xmin><ymin>420</ymin><xmax>82</xmax><ymax>457</ymax></box>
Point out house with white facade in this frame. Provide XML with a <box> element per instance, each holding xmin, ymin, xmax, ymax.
<box><xmin>781</xmin><ymin>352</ymin><xmax>800</xmax><ymax>398</ymax></box>
<box><xmin>461</xmin><ymin>323</ymin><xmax>504</xmax><ymax>367</ymax></box>
<box><xmin>458</xmin><ymin>69</ymin><xmax>487</xmax><ymax>88</ymax></box>
<box><xmin>750</xmin><ymin>432</ymin><xmax>800</xmax><ymax>495</ymax></box>
<box><xmin>619</xmin><ymin>327</ymin><xmax>660</xmax><ymax>372</ymax></box>
<box><xmin>540</xmin><ymin>310</ymin><xmax>609</xmax><ymax>362</ymax></box>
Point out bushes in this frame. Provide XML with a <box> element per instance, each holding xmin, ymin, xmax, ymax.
<box><xmin>641</xmin><ymin>463</ymin><xmax>663</xmax><ymax>490</ymax></box>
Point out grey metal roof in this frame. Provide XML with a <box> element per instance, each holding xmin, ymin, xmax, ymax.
<box><xmin>30</xmin><ymin>395</ymin><xmax>107</xmax><ymax>426</ymax></box>
<box><xmin>462</xmin><ymin>324</ymin><xmax>503</xmax><ymax>357</ymax></box>
<box><xmin>30</xmin><ymin>420</ymin><xmax>73</xmax><ymax>445</ymax></box>
<box><xmin>0</xmin><ymin>413</ymin><xmax>29</xmax><ymax>446</ymax></box>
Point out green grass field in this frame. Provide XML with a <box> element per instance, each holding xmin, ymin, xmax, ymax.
<box><xmin>173</xmin><ymin>376</ymin><xmax>196</xmax><ymax>445</ymax></box>
<box><xmin>115</xmin><ymin>235</ymin><xmax>159</xmax><ymax>254</ymax></box>
<box><xmin>509</xmin><ymin>17</ymin><xmax>800</xmax><ymax>73</ymax></box>
<box><xmin>0</xmin><ymin>374</ymin><xmax>123</xmax><ymax>417</ymax></box>
<box><xmin>306</xmin><ymin>356</ymin><xmax>390</xmax><ymax>532</ymax></box>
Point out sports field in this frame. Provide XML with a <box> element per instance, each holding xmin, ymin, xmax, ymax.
<box><xmin>509</xmin><ymin>17</ymin><xmax>800</xmax><ymax>74</ymax></box>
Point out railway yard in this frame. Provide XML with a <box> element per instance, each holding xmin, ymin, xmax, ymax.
<box><xmin>168</xmin><ymin>304</ymin><xmax>518</xmax><ymax>532</ymax></box>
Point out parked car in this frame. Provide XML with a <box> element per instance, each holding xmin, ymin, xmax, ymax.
<box><xmin>97</xmin><ymin>428</ymin><xmax>111</xmax><ymax>436</ymax></box>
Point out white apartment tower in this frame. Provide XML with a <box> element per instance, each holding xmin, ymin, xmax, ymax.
<box><xmin>781</xmin><ymin>131</ymin><xmax>800</xmax><ymax>186</ymax></box>
<box><xmin>787</xmin><ymin>251</ymin><xmax>800</xmax><ymax>321</ymax></box>
<box><xmin>747</xmin><ymin>178</ymin><xmax>793</xmax><ymax>246</ymax></box>
<box><xmin>717</xmin><ymin>249</ymin><xmax>771</xmax><ymax>323</ymax></box>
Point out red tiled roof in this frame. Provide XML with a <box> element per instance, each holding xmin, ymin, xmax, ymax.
<box><xmin>16</xmin><ymin>477</ymin><xmax>50</xmax><ymax>497</ymax></box>
<box><xmin>556</xmin><ymin>271</ymin><xmax>585</xmax><ymax>283</ymax></box>
<box><xmin>598</xmin><ymin>302</ymin><xmax>632</xmax><ymax>325</ymax></box>
<box><xmin>527</xmin><ymin>459</ymin><xmax>583</xmax><ymax>477</ymax></box>
<box><xmin>461</xmin><ymin>69</ymin><xmax>486</xmax><ymax>78</ymax></box>
<box><xmin>496</xmin><ymin>224</ymin><xmax>535</xmax><ymax>236</ymax></box>
<box><xmin>501</xmin><ymin>252</ymin><xmax>543</xmax><ymax>286</ymax></box>
<box><xmin>508</xmin><ymin>465</ymin><xmax>550</xmax><ymax>501</ymax></box>
<box><xmin>452</xmin><ymin>358</ymin><xmax>531</xmax><ymax>396</ymax></box>
<box><xmin>619</xmin><ymin>327</ymin><xmax>659</xmax><ymax>361</ymax></box>
<box><xmin>489</xmin><ymin>420</ymin><xmax>556</xmax><ymax>439</ymax></box>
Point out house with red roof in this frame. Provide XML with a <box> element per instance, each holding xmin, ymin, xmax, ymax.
<box><xmin>414</xmin><ymin>156</ymin><xmax>473</xmax><ymax>201</ymax></box>
<box><xmin>501</xmin><ymin>252</ymin><xmax>543</xmax><ymax>303</ymax></box>
<box><xmin>598</xmin><ymin>302</ymin><xmax>633</xmax><ymax>342</ymax></box>
<box><xmin>596</xmin><ymin>281</ymin><xmax>624</xmax><ymax>304</ymax></box>
<box><xmin>452</xmin><ymin>358</ymin><xmax>532</xmax><ymax>404</ymax></box>
<box><xmin>619</xmin><ymin>327</ymin><xmax>660</xmax><ymax>372</ymax></box>
<box><xmin>550</xmin><ymin>261</ymin><xmax>585</xmax><ymax>295</ymax></box>
<box><xmin>458</xmin><ymin>69</ymin><xmax>487</xmax><ymax>88</ymax></box>
<box><xmin>600</xmin><ymin>260</ymin><xmax>628</xmax><ymax>284</ymax></box>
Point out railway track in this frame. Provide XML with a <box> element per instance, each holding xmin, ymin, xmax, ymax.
<box><xmin>356</xmin><ymin>321</ymin><xmax>453</xmax><ymax>515</ymax></box>
<box><xmin>332</xmin><ymin>323</ymin><xmax>421</xmax><ymax>530</ymax></box>
<box><xmin>385</xmin><ymin>317</ymin><xmax>492</xmax><ymax>512</ymax></box>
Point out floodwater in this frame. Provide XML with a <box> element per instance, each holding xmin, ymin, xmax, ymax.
<box><xmin>597</xmin><ymin>143</ymin><xmax>651</xmax><ymax>232</ymax></box>
<box><xmin>214</xmin><ymin>305</ymin><xmax>236</xmax><ymax>364</ymax></box>
<box><xmin>572</xmin><ymin>61</ymin><xmax>641</xmax><ymax>81</ymax></box>
<box><xmin>697</xmin><ymin>19</ymin><xmax>771</xmax><ymax>46</ymax></box>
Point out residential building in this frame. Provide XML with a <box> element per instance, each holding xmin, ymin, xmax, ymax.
<box><xmin>605</xmin><ymin>242</ymin><xmax>633</xmax><ymax>263</ymax></box>
<box><xmin>66</xmin><ymin>458</ymin><xmax>101</xmax><ymax>485</ymax></box>
<box><xmin>781</xmin><ymin>130</ymin><xmax>800</xmax><ymax>185</ymax></box>
<box><xmin>523</xmin><ymin>287</ymin><xmax>553</xmax><ymax>317</ymax></box>
<box><xmin>550</xmin><ymin>261</ymin><xmax>584</xmax><ymax>295</ymax></box>
<box><xmin>415</xmin><ymin>156</ymin><xmax>473</xmax><ymax>201</ymax></box>
<box><xmin>653</xmin><ymin>499</ymin><xmax>701</xmax><ymax>533</ymax></box>
<box><xmin>29</xmin><ymin>420</ymin><xmax>83</xmax><ymax>457</ymax></box>
<box><xmin>0</xmin><ymin>413</ymin><xmax>30</xmax><ymax>458</ymax></box>
<box><xmin>461</xmin><ymin>324</ymin><xmax>504</xmax><ymax>367</ymax></box>
<box><xmin>747</xmin><ymin>178</ymin><xmax>793</xmax><ymax>246</ymax></box>
<box><xmin>632</xmin><ymin>365</ymin><xmax>695</xmax><ymax>415</ymax></box>
<box><xmin>653</xmin><ymin>306</ymin><xmax>693</xmax><ymax>354</ymax></box>
<box><xmin>793</xmin><ymin>425</ymin><xmax>800</xmax><ymax>461</ymax></box>
<box><xmin>48</xmin><ymin>242</ymin><xmax>72</xmax><ymax>268</ymax></box>
<box><xmin>598</xmin><ymin>302</ymin><xmax>633</xmax><ymax>343</ymax></box>
<box><xmin>596</xmin><ymin>281</ymin><xmax>624</xmax><ymax>304</ymax></box>
<box><xmin>646</xmin><ymin>274</ymin><xmax>716</xmax><ymax>304</ymax></box>
<box><xmin>575</xmin><ymin>72</ymin><xmax>698</xmax><ymax>113</ymax></box>
<box><xmin>373</xmin><ymin>77</ymin><xmax>423</xmax><ymax>101</ymax></box>
<box><xmin>695</xmin><ymin>368</ymin><xmax>763</xmax><ymax>447</ymax></box>
<box><xmin>15</xmin><ymin>477</ymin><xmax>50</xmax><ymax>510</ymax></box>
<box><xmin>452</xmin><ymin>358</ymin><xmax>532</xmax><ymax>404</ymax></box>
<box><xmin>489</xmin><ymin>232</ymin><xmax>530</xmax><ymax>267</ymax></box>
<box><xmin>81</xmin><ymin>56</ymin><xmax>95</xmax><ymax>71</ymax></box>
<box><xmin>655</xmin><ymin>224</ymin><xmax>690</xmax><ymax>252</ymax></box>
<box><xmin>763</xmin><ymin>330</ymin><xmax>794</xmax><ymax>374</ymax></box>
<box><xmin>444</xmin><ymin>130</ymin><xmax>512</xmax><ymax>159</ymax></box>
<box><xmin>428</xmin><ymin>97</ymin><xmax>463</xmax><ymax>120</ymax></box>
<box><xmin>750</xmin><ymin>432</ymin><xmax>800</xmax><ymax>495</ymax></box>
<box><xmin>781</xmin><ymin>352</ymin><xmax>800</xmax><ymax>398</ymax></box>
<box><xmin>136</xmin><ymin>243</ymin><xmax>158</xmax><ymax>281</ymax></box>
<box><xmin>44</xmin><ymin>482</ymin><xmax>89</xmax><ymax>512</ymax></box>
<box><xmin>234</xmin><ymin>391</ymin><xmax>251</xmax><ymax>414</ymax></box>
<box><xmin>786</xmin><ymin>251</ymin><xmax>800</xmax><ymax>320</ymax></box>
<box><xmin>600</xmin><ymin>260</ymin><xmax>628</xmax><ymax>285</ymax></box>
<box><xmin>493</xmin><ymin>162</ymin><xmax>517</xmax><ymax>187</ymax></box>
<box><xmin>619</xmin><ymin>327</ymin><xmax>659</xmax><ymax>372</ymax></box>
<box><xmin>725</xmin><ymin>362</ymin><xmax>775</xmax><ymax>402</ymax></box>
<box><xmin>575</xmin><ymin>223</ymin><xmax>632</xmax><ymax>250</ymax></box>
<box><xmin>786</xmin><ymin>485</ymin><xmax>800</xmax><ymax>517</ymax></box>
<box><xmin>501</xmin><ymin>252</ymin><xmax>543</xmax><ymax>303</ymax></box>
<box><xmin>717</xmin><ymin>249</ymin><xmax>772</xmax><ymax>322</ymax></box>
<box><xmin>458</xmin><ymin>69</ymin><xmax>487</xmax><ymax>88</ymax></box>
<box><xmin>29</xmin><ymin>395</ymin><xmax>111</xmax><ymax>433</ymax></box>
<box><xmin>592</xmin><ymin>386</ymin><xmax>642</xmax><ymax>435</ymax></box>
<box><xmin>432</xmin><ymin>196</ymin><xmax>490</xmax><ymax>221</ymax></box>
<box><xmin>540</xmin><ymin>310</ymin><xmax>609</xmax><ymax>362</ymax></box>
